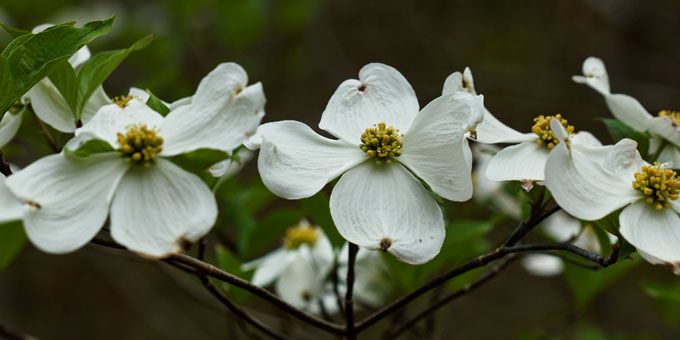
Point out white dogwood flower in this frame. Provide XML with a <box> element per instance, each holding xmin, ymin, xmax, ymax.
<box><xmin>443</xmin><ymin>67</ymin><xmax>600</xmax><ymax>184</ymax></box>
<box><xmin>545</xmin><ymin>120</ymin><xmax>680</xmax><ymax>273</ymax></box>
<box><xmin>573</xmin><ymin>57</ymin><xmax>680</xmax><ymax>167</ymax></box>
<box><xmin>3</xmin><ymin>63</ymin><xmax>265</xmax><ymax>257</ymax></box>
<box><xmin>248</xmin><ymin>63</ymin><xmax>484</xmax><ymax>264</ymax></box>
<box><xmin>243</xmin><ymin>221</ymin><xmax>335</xmax><ymax>314</ymax></box>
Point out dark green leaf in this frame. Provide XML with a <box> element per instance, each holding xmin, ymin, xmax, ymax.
<box><xmin>145</xmin><ymin>89</ymin><xmax>171</xmax><ymax>116</ymax></box>
<box><xmin>168</xmin><ymin>148</ymin><xmax>229</xmax><ymax>175</ymax></box>
<box><xmin>214</xmin><ymin>245</ymin><xmax>252</xmax><ymax>303</ymax></box>
<box><xmin>0</xmin><ymin>23</ymin><xmax>30</xmax><ymax>39</ymax></box>
<box><xmin>64</xmin><ymin>139</ymin><xmax>114</xmax><ymax>158</ymax></box>
<box><xmin>47</xmin><ymin>60</ymin><xmax>78</xmax><ymax>112</ymax></box>
<box><xmin>564</xmin><ymin>256</ymin><xmax>637</xmax><ymax>310</ymax></box>
<box><xmin>75</xmin><ymin>34</ymin><xmax>153</xmax><ymax>116</ymax></box>
<box><xmin>0</xmin><ymin>18</ymin><xmax>114</xmax><ymax>114</ymax></box>
<box><xmin>0</xmin><ymin>221</ymin><xmax>27</xmax><ymax>271</ymax></box>
<box><xmin>593</xmin><ymin>209</ymin><xmax>621</xmax><ymax>237</ymax></box>
<box><xmin>642</xmin><ymin>281</ymin><xmax>680</xmax><ymax>325</ymax></box>
<box><xmin>243</xmin><ymin>210</ymin><xmax>303</xmax><ymax>259</ymax></box>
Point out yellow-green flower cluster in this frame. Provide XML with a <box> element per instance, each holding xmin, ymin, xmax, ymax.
<box><xmin>632</xmin><ymin>163</ymin><xmax>680</xmax><ymax>210</ymax></box>
<box><xmin>283</xmin><ymin>224</ymin><xmax>319</xmax><ymax>250</ymax></box>
<box><xmin>531</xmin><ymin>114</ymin><xmax>574</xmax><ymax>149</ymax></box>
<box><xmin>116</xmin><ymin>124</ymin><xmax>164</xmax><ymax>166</ymax></box>
<box><xmin>360</xmin><ymin>122</ymin><xmax>403</xmax><ymax>165</ymax></box>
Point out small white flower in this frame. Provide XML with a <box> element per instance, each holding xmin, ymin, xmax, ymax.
<box><xmin>444</xmin><ymin>67</ymin><xmax>600</xmax><ymax>184</ymax></box>
<box><xmin>545</xmin><ymin>120</ymin><xmax>680</xmax><ymax>273</ymax></box>
<box><xmin>2</xmin><ymin>63</ymin><xmax>265</xmax><ymax>257</ymax></box>
<box><xmin>573</xmin><ymin>57</ymin><xmax>680</xmax><ymax>167</ymax></box>
<box><xmin>248</xmin><ymin>63</ymin><xmax>484</xmax><ymax>264</ymax></box>
<box><xmin>0</xmin><ymin>103</ymin><xmax>25</xmax><ymax>149</ymax></box>
<box><xmin>243</xmin><ymin>221</ymin><xmax>335</xmax><ymax>314</ymax></box>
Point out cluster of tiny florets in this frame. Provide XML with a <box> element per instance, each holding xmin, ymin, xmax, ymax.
<box><xmin>531</xmin><ymin>114</ymin><xmax>574</xmax><ymax>149</ymax></box>
<box><xmin>283</xmin><ymin>224</ymin><xmax>319</xmax><ymax>250</ymax></box>
<box><xmin>112</xmin><ymin>95</ymin><xmax>134</xmax><ymax>108</ymax></box>
<box><xmin>632</xmin><ymin>163</ymin><xmax>680</xmax><ymax>210</ymax></box>
<box><xmin>360</xmin><ymin>122</ymin><xmax>403</xmax><ymax>165</ymax></box>
<box><xmin>116</xmin><ymin>124</ymin><xmax>164</xmax><ymax>166</ymax></box>
<box><xmin>659</xmin><ymin>110</ymin><xmax>680</xmax><ymax>127</ymax></box>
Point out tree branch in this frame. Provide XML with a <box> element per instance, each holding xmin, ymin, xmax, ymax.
<box><xmin>384</xmin><ymin>255</ymin><xmax>518</xmax><ymax>339</ymax></box>
<box><xmin>0</xmin><ymin>151</ymin><xmax>12</xmax><ymax>176</ymax></box>
<box><xmin>345</xmin><ymin>243</ymin><xmax>359</xmax><ymax>340</ymax></box>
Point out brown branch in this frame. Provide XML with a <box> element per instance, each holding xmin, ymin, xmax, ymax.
<box><xmin>0</xmin><ymin>151</ymin><xmax>12</xmax><ymax>176</ymax></box>
<box><xmin>344</xmin><ymin>243</ymin><xmax>359</xmax><ymax>340</ymax></box>
<box><xmin>384</xmin><ymin>256</ymin><xmax>518</xmax><ymax>339</ymax></box>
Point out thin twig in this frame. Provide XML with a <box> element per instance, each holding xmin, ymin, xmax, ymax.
<box><xmin>384</xmin><ymin>256</ymin><xmax>518</xmax><ymax>339</ymax></box>
<box><xmin>36</xmin><ymin>119</ymin><xmax>59</xmax><ymax>153</ymax></box>
<box><xmin>0</xmin><ymin>151</ymin><xmax>12</xmax><ymax>176</ymax></box>
<box><xmin>345</xmin><ymin>243</ymin><xmax>359</xmax><ymax>340</ymax></box>
<box><xmin>504</xmin><ymin>206</ymin><xmax>561</xmax><ymax>246</ymax></box>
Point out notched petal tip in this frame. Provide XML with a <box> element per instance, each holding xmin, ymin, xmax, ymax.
<box><xmin>379</xmin><ymin>238</ymin><xmax>392</xmax><ymax>252</ymax></box>
<box><xmin>549</xmin><ymin>118</ymin><xmax>570</xmax><ymax>149</ymax></box>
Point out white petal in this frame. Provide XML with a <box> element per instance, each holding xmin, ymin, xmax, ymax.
<box><xmin>110</xmin><ymin>159</ymin><xmax>218</xmax><ymax>257</ymax></box>
<box><xmin>601</xmin><ymin>138</ymin><xmax>644</xmax><ymax>179</ymax></box>
<box><xmin>544</xmin><ymin>142</ymin><xmax>640</xmax><ymax>221</ymax></box>
<box><xmin>6</xmin><ymin>154</ymin><xmax>129</xmax><ymax>253</ymax></box>
<box><xmin>66</xmin><ymin>100</ymin><xmax>164</xmax><ymax>151</ymax></box>
<box><xmin>550</xmin><ymin>118</ymin><xmax>570</xmax><ymax>146</ymax></box>
<box><xmin>128</xmin><ymin>87</ymin><xmax>150</xmax><ymax>102</ymax></box>
<box><xmin>485</xmin><ymin>142</ymin><xmax>547</xmax><ymax>182</ymax></box>
<box><xmin>475</xmin><ymin>109</ymin><xmax>536</xmax><ymax>144</ymax></box>
<box><xmin>275</xmin><ymin>248</ymin><xmax>324</xmax><ymax>311</ymax></box>
<box><xmin>208</xmin><ymin>149</ymin><xmax>253</xmax><ymax>178</ymax></box>
<box><xmin>330</xmin><ymin>162</ymin><xmax>445</xmax><ymax>265</ymax></box>
<box><xmin>0</xmin><ymin>111</ymin><xmax>23</xmax><ymax>148</ymax></box>
<box><xmin>442</xmin><ymin>71</ymin><xmax>464</xmax><ymax>95</ymax></box>
<box><xmin>168</xmin><ymin>97</ymin><xmax>191</xmax><ymax>111</ymax></box>
<box><xmin>620</xmin><ymin>201</ymin><xmax>680</xmax><ymax>266</ymax></box>
<box><xmin>542</xmin><ymin>210</ymin><xmax>582</xmax><ymax>242</ymax></box>
<box><xmin>27</xmin><ymin>79</ymin><xmax>76</xmax><ymax>132</ymax></box>
<box><xmin>311</xmin><ymin>229</ymin><xmax>335</xmax><ymax>270</ymax></box>
<box><xmin>647</xmin><ymin>117</ymin><xmax>680</xmax><ymax>148</ymax></box>
<box><xmin>571</xmin><ymin>131</ymin><xmax>602</xmax><ymax>147</ymax></box>
<box><xmin>256</xmin><ymin>121</ymin><xmax>365</xmax><ymax>199</ymax></box>
<box><xmin>604</xmin><ymin>94</ymin><xmax>652</xmax><ymax>132</ymax></box>
<box><xmin>657</xmin><ymin>145</ymin><xmax>680</xmax><ymax>169</ymax></box>
<box><xmin>399</xmin><ymin>94</ymin><xmax>477</xmax><ymax>201</ymax></box>
<box><xmin>572</xmin><ymin>57</ymin><xmax>610</xmax><ymax>95</ymax></box>
<box><xmin>161</xmin><ymin>63</ymin><xmax>265</xmax><ymax>156</ymax></box>
<box><xmin>318</xmin><ymin>63</ymin><xmax>419</xmax><ymax>144</ymax></box>
<box><xmin>0</xmin><ymin>174</ymin><xmax>23</xmax><ymax>223</ymax></box>
<box><xmin>521</xmin><ymin>254</ymin><xmax>564</xmax><ymax>277</ymax></box>
<box><xmin>245</xmin><ymin>249</ymin><xmax>293</xmax><ymax>287</ymax></box>
<box><xmin>243</xmin><ymin>121</ymin><xmax>293</xmax><ymax>150</ymax></box>
<box><xmin>80</xmin><ymin>86</ymin><xmax>111</xmax><ymax>124</ymax></box>
<box><xmin>68</xmin><ymin>46</ymin><xmax>91</xmax><ymax>69</ymax></box>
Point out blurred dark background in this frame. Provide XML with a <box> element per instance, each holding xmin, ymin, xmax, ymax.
<box><xmin>1</xmin><ymin>0</ymin><xmax>680</xmax><ymax>339</ymax></box>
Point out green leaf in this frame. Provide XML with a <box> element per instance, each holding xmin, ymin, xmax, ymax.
<box><xmin>47</xmin><ymin>60</ymin><xmax>78</xmax><ymax>112</ymax></box>
<box><xmin>244</xmin><ymin>209</ymin><xmax>303</xmax><ymax>258</ymax></box>
<box><xmin>0</xmin><ymin>18</ymin><xmax>114</xmax><ymax>114</ymax></box>
<box><xmin>145</xmin><ymin>90</ymin><xmax>171</xmax><ymax>116</ymax></box>
<box><xmin>64</xmin><ymin>139</ymin><xmax>114</xmax><ymax>158</ymax></box>
<box><xmin>601</xmin><ymin>118</ymin><xmax>650</xmax><ymax>158</ymax></box>
<box><xmin>642</xmin><ymin>281</ymin><xmax>680</xmax><ymax>325</ymax></box>
<box><xmin>214</xmin><ymin>245</ymin><xmax>252</xmax><ymax>303</ymax></box>
<box><xmin>564</xmin><ymin>256</ymin><xmax>637</xmax><ymax>310</ymax></box>
<box><xmin>75</xmin><ymin>34</ymin><xmax>153</xmax><ymax>117</ymax></box>
<box><xmin>168</xmin><ymin>148</ymin><xmax>229</xmax><ymax>175</ymax></box>
<box><xmin>0</xmin><ymin>23</ymin><xmax>30</xmax><ymax>39</ymax></box>
<box><xmin>593</xmin><ymin>209</ymin><xmax>621</xmax><ymax>236</ymax></box>
<box><xmin>0</xmin><ymin>221</ymin><xmax>27</xmax><ymax>271</ymax></box>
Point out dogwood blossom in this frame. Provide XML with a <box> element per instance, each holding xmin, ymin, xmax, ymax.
<box><xmin>248</xmin><ymin>63</ymin><xmax>484</xmax><ymax>264</ymax></box>
<box><xmin>243</xmin><ymin>221</ymin><xmax>335</xmax><ymax>314</ymax></box>
<box><xmin>545</xmin><ymin>120</ymin><xmax>680</xmax><ymax>273</ymax></box>
<box><xmin>443</xmin><ymin>67</ymin><xmax>600</xmax><ymax>185</ymax></box>
<box><xmin>2</xmin><ymin>63</ymin><xmax>265</xmax><ymax>257</ymax></box>
<box><xmin>573</xmin><ymin>57</ymin><xmax>680</xmax><ymax>167</ymax></box>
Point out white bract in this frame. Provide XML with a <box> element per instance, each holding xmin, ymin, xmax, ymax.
<box><xmin>0</xmin><ymin>103</ymin><xmax>25</xmax><ymax>149</ymax></box>
<box><xmin>243</xmin><ymin>221</ymin><xmax>336</xmax><ymax>314</ymax></box>
<box><xmin>545</xmin><ymin>120</ymin><xmax>680</xmax><ymax>273</ymax></box>
<box><xmin>444</xmin><ymin>67</ymin><xmax>600</xmax><ymax>185</ymax></box>
<box><xmin>336</xmin><ymin>243</ymin><xmax>388</xmax><ymax>308</ymax></box>
<box><xmin>248</xmin><ymin>63</ymin><xmax>484</xmax><ymax>264</ymax></box>
<box><xmin>2</xmin><ymin>63</ymin><xmax>265</xmax><ymax>257</ymax></box>
<box><xmin>471</xmin><ymin>144</ymin><xmax>520</xmax><ymax>219</ymax></box>
<box><xmin>573</xmin><ymin>57</ymin><xmax>680</xmax><ymax>167</ymax></box>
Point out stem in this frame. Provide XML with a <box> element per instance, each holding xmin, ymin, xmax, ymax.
<box><xmin>345</xmin><ymin>243</ymin><xmax>359</xmax><ymax>340</ymax></box>
<box><xmin>0</xmin><ymin>151</ymin><xmax>11</xmax><ymax>176</ymax></box>
<box><xmin>384</xmin><ymin>256</ymin><xmax>517</xmax><ymax>339</ymax></box>
<box><xmin>37</xmin><ymin>119</ymin><xmax>59</xmax><ymax>153</ymax></box>
<box><xmin>504</xmin><ymin>206</ymin><xmax>560</xmax><ymax>246</ymax></box>
<box><xmin>90</xmin><ymin>238</ymin><xmax>346</xmax><ymax>335</ymax></box>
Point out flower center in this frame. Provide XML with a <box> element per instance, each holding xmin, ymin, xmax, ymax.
<box><xmin>531</xmin><ymin>114</ymin><xmax>575</xmax><ymax>149</ymax></box>
<box><xmin>112</xmin><ymin>95</ymin><xmax>134</xmax><ymax>108</ymax></box>
<box><xmin>359</xmin><ymin>122</ymin><xmax>403</xmax><ymax>165</ymax></box>
<box><xmin>659</xmin><ymin>110</ymin><xmax>680</xmax><ymax>127</ymax></box>
<box><xmin>283</xmin><ymin>224</ymin><xmax>318</xmax><ymax>250</ymax></box>
<box><xmin>632</xmin><ymin>162</ymin><xmax>680</xmax><ymax>210</ymax></box>
<box><xmin>116</xmin><ymin>124</ymin><xmax>164</xmax><ymax>166</ymax></box>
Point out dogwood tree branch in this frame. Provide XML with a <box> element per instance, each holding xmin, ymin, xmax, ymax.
<box><xmin>384</xmin><ymin>255</ymin><xmax>518</xmax><ymax>339</ymax></box>
<box><xmin>345</xmin><ymin>243</ymin><xmax>359</xmax><ymax>340</ymax></box>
